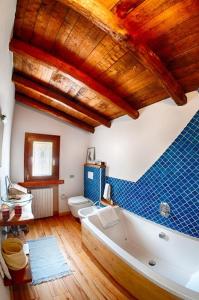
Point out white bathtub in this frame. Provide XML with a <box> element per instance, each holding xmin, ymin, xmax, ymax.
<box><xmin>82</xmin><ymin>207</ymin><xmax>199</xmax><ymax>300</ymax></box>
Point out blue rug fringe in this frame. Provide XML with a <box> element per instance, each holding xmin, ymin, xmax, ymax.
<box><xmin>28</xmin><ymin>235</ymin><xmax>55</xmax><ymax>243</ymax></box>
<box><xmin>32</xmin><ymin>270</ymin><xmax>73</xmax><ymax>285</ymax></box>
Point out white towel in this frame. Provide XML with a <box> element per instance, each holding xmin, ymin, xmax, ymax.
<box><xmin>97</xmin><ymin>207</ymin><xmax>119</xmax><ymax>229</ymax></box>
<box><xmin>103</xmin><ymin>183</ymin><xmax>111</xmax><ymax>200</ymax></box>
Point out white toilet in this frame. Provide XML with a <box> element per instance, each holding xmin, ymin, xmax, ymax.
<box><xmin>68</xmin><ymin>196</ymin><xmax>93</xmax><ymax>218</ymax></box>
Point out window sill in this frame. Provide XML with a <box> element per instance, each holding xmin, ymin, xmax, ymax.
<box><xmin>18</xmin><ymin>179</ymin><xmax>64</xmax><ymax>188</ymax></box>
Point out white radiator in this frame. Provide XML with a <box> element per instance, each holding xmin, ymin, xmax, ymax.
<box><xmin>31</xmin><ymin>188</ymin><xmax>53</xmax><ymax>219</ymax></box>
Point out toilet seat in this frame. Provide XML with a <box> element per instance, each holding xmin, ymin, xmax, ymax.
<box><xmin>68</xmin><ymin>195</ymin><xmax>93</xmax><ymax>218</ymax></box>
<box><xmin>68</xmin><ymin>196</ymin><xmax>90</xmax><ymax>205</ymax></box>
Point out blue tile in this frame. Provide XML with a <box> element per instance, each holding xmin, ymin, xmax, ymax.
<box><xmin>84</xmin><ymin>166</ymin><xmax>105</xmax><ymax>203</ymax></box>
<box><xmin>105</xmin><ymin>111</ymin><xmax>199</xmax><ymax>238</ymax></box>
<box><xmin>84</xmin><ymin>112</ymin><xmax>199</xmax><ymax>237</ymax></box>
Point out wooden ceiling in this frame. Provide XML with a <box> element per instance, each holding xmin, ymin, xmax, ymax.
<box><xmin>11</xmin><ymin>0</ymin><xmax>199</xmax><ymax>132</ymax></box>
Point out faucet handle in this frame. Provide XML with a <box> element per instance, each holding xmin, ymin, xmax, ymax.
<box><xmin>160</xmin><ymin>202</ymin><xmax>170</xmax><ymax>218</ymax></box>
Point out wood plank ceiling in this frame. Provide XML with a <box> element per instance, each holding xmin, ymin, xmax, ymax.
<box><xmin>11</xmin><ymin>0</ymin><xmax>199</xmax><ymax>132</ymax></box>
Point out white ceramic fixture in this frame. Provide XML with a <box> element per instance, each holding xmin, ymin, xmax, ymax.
<box><xmin>68</xmin><ymin>196</ymin><xmax>92</xmax><ymax>218</ymax></box>
<box><xmin>83</xmin><ymin>207</ymin><xmax>199</xmax><ymax>300</ymax></box>
<box><xmin>78</xmin><ymin>206</ymin><xmax>98</xmax><ymax>221</ymax></box>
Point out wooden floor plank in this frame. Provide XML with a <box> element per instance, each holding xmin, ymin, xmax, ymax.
<box><xmin>12</xmin><ymin>215</ymin><xmax>133</xmax><ymax>300</ymax></box>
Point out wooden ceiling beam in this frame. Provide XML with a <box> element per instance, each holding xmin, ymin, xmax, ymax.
<box><xmin>13</xmin><ymin>72</ymin><xmax>111</xmax><ymax>128</ymax></box>
<box><xmin>57</xmin><ymin>0</ymin><xmax>187</xmax><ymax>106</ymax></box>
<box><xmin>58</xmin><ymin>0</ymin><xmax>128</xmax><ymax>42</ymax></box>
<box><xmin>115</xmin><ymin>1</ymin><xmax>136</xmax><ymax>19</ymax></box>
<box><xmin>10</xmin><ymin>39</ymin><xmax>139</xmax><ymax>119</ymax></box>
<box><xmin>15</xmin><ymin>92</ymin><xmax>95</xmax><ymax>133</ymax></box>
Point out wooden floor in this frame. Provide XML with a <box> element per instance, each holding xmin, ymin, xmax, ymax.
<box><xmin>12</xmin><ymin>214</ymin><xmax>134</xmax><ymax>300</ymax></box>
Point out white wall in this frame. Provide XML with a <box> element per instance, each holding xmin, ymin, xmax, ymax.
<box><xmin>0</xmin><ymin>0</ymin><xmax>16</xmax><ymax>195</ymax></box>
<box><xmin>0</xmin><ymin>0</ymin><xmax>16</xmax><ymax>298</ymax></box>
<box><xmin>11</xmin><ymin>103</ymin><xmax>90</xmax><ymax>212</ymax></box>
<box><xmin>11</xmin><ymin>92</ymin><xmax>199</xmax><ymax>208</ymax></box>
<box><xmin>89</xmin><ymin>91</ymin><xmax>199</xmax><ymax>182</ymax></box>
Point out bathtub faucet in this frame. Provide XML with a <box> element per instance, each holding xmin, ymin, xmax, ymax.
<box><xmin>159</xmin><ymin>202</ymin><xmax>170</xmax><ymax>218</ymax></box>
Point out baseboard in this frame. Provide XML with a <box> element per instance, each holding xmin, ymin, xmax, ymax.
<box><xmin>59</xmin><ymin>211</ymin><xmax>71</xmax><ymax>216</ymax></box>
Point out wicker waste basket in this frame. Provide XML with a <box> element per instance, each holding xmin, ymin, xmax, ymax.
<box><xmin>2</xmin><ymin>238</ymin><xmax>27</xmax><ymax>271</ymax></box>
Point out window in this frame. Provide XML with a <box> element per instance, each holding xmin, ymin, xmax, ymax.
<box><xmin>24</xmin><ymin>133</ymin><xmax>60</xmax><ymax>181</ymax></box>
<box><xmin>32</xmin><ymin>141</ymin><xmax>53</xmax><ymax>176</ymax></box>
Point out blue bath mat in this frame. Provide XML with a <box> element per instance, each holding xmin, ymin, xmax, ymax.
<box><xmin>28</xmin><ymin>236</ymin><xmax>72</xmax><ymax>285</ymax></box>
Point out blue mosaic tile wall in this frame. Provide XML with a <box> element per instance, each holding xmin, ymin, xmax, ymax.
<box><xmin>106</xmin><ymin>111</ymin><xmax>199</xmax><ymax>237</ymax></box>
<box><xmin>84</xmin><ymin>166</ymin><xmax>105</xmax><ymax>204</ymax></box>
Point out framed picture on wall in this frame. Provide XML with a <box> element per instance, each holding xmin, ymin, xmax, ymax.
<box><xmin>86</xmin><ymin>147</ymin><xmax>95</xmax><ymax>163</ymax></box>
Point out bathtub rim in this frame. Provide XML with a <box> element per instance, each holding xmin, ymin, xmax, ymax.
<box><xmin>83</xmin><ymin>207</ymin><xmax>199</xmax><ymax>300</ymax></box>
<box><xmin>123</xmin><ymin>208</ymin><xmax>199</xmax><ymax>242</ymax></box>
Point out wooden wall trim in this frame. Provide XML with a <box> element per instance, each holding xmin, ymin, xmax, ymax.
<box><xmin>59</xmin><ymin>211</ymin><xmax>71</xmax><ymax>217</ymax></box>
<box><xmin>13</xmin><ymin>72</ymin><xmax>111</xmax><ymax>128</ymax></box>
<box><xmin>19</xmin><ymin>180</ymin><xmax>64</xmax><ymax>188</ymax></box>
<box><xmin>10</xmin><ymin>39</ymin><xmax>139</xmax><ymax>119</ymax></box>
<box><xmin>57</xmin><ymin>0</ymin><xmax>187</xmax><ymax>106</ymax></box>
<box><xmin>16</xmin><ymin>92</ymin><xmax>95</xmax><ymax>133</ymax></box>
